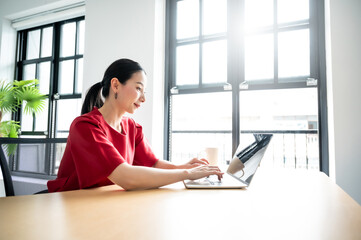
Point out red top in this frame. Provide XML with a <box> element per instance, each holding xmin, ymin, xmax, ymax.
<box><xmin>47</xmin><ymin>108</ymin><xmax>159</xmax><ymax>192</ymax></box>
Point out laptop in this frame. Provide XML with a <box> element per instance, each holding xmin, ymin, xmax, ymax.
<box><xmin>183</xmin><ymin>134</ymin><xmax>273</xmax><ymax>189</ymax></box>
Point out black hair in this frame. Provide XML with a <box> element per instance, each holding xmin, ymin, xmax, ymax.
<box><xmin>81</xmin><ymin>58</ymin><xmax>144</xmax><ymax>115</ymax></box>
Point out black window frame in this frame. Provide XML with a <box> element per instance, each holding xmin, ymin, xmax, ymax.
<box><xmin>165</xmin><ymin>0</ymin><xmax>329</xmax><ymax>174</ymax></box>
<box><xmin>10</xmin><ymin>16</ymin><xmax>85</xmax><ymax>179</ymax></box>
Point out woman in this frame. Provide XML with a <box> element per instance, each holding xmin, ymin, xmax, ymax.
<box><xmin>48</xmin><ymin>58</ymin><xmax>223</xmax><ymax>192</ymax></box>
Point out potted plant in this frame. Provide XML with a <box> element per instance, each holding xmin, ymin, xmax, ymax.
<box><xmin>0</xmin><ymin>79</ymin><xmax>46</xmax><ymax>140</ymax></box>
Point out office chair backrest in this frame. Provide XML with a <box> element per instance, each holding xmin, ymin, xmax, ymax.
<box><xmin>0</xmin><ymin>138</ymin><xmax>67</xmax><ymax>197</ymax></box>
<box><xmin>0</xmin><ymin>142</ymin><xmax>15</xmax><ymax>196</ymax></box>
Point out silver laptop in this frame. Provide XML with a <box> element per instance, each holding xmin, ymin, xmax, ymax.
<box><xmin>183</xmin><ymin>134</ymin><xmax>273</xmax><ymax>189</ymax></box>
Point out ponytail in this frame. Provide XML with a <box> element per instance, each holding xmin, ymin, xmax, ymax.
<box><xmin>81</xmin><ymin>82</ymin><xmax>103</xmax><ymax>115</ymax></box>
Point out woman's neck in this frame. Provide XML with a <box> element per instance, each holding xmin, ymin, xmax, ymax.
<box><xmin>98</xmin><ymin>102</ymin><xmax>125</xmax><ymax>133</ymax></box>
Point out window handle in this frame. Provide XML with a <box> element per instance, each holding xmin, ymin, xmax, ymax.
<box><xmin>53</xmin><ymin>93</ymin><xmax>60</xmax><ymax>100</ymax></box>
<box><xmin>307</xmin><ymin>78</ymin><xmax>318</xmax><ymax>86</ymax></box>
<box><xmin>239</xmin><ymin>81</ymin><xmax>249</xmax><ymax>90</ymax></box>
<box><xmin>170</xmin><ymin>87</ymin><xmax>179</xmax><ymax>94</ymax></box>
<box><xmin>223</xmin><ymin>83</ymin><xmax>232</xmax><ymax>91</ymax></box>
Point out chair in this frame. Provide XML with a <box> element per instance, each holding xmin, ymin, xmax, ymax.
<box><xmin>0</xmin><ymin>137</ymin><xmax>67</xmax><ymax>196</ymax></box>
<box><xmin>0</xmin><ymin>141</ymin><xmax>15</xmax><ymax>196</ymax></box>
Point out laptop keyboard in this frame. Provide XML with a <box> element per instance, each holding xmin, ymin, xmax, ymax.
<box><xmin>185</xmin><ymin>173</ymin><xmax>246</xmax><ymax>187</ymax></box>
<box><xmin>206</xmin><ymin>174</ymin><xmax>235</xmax><ymax>185</ymax></box>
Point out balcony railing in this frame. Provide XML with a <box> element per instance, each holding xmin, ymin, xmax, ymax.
<box><xmin>170</xmin><ymin>130</ymin><xmax>319</xmax><ymax>171</ymax></box>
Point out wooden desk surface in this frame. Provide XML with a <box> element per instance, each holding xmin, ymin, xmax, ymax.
<box><xmin>1</xmin><ymin>169</ymin><xmax>360</xmax><ymax>240</ymax></box>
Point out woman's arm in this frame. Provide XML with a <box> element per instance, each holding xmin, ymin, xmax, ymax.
<box><xmin>153</xmin><ymin>158</ymin><xmax>209</xmax><ymax>169</ymax></box>
<box><xmin>108</xmin><ymin>162</ymin><xmax>223</xmax><ymax>191</ymax></box>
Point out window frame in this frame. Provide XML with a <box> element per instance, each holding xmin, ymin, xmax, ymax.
<box><xmin>15</xmin><ymin>16</ymin><xmax>84</xmax><ymax>138</ymax></box>
<box><xmin>165</xmin><ymin>0</ymin><xmax>329</xmax><ymax>174</ymax></box>
<box><xmin>11</xmin><ymin>16</ymin><xmax>85</xmax><ymax>178</ymax></box>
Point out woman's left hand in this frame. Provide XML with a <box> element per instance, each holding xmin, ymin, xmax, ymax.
<box><xmin>180</xmin><ymin>158</ymin><xmax>209</xmax><ymax>169</ymax></box>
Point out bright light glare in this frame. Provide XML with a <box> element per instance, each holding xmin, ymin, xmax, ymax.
<box><xmin>172</xmin><ymin>92</ymin><xmax>232</xmax><ymax>131</ymax></box>
<box><xmin>177</xmin><ymin>0</ymin><xmax>199</xmax><ymax>39</ymax></box>
<box><xmin>239</xmin><ymin>88</ymin><xmax>318</xmax><ymax>131</ymax></box>
<box><xmin>245</xmin><ymin>34</ymin><xmax>274</xmax><ymax>81</ymax></box>
<box><xmin>203</xmin><ymin>0</ymin><xmax>227</xmax><ymax>35</ymax></box>
<box><xmin>176</xmin><ymin>44</ymin><xmax>199</xmax><ymax>85</ymax></box>
<box><xmin>245</xmin><ymin>0</ymin><xmax>273</xmax><ymax>30</ymax></box>
<box><xmin>278</xmin><ymin>29</ymin><xmax>310</xmax><ymax>78</ymax></box>
<box><xmin>202</xmin><ymin>40</ymin><xmax>227</xmax><ymax>84</ymax></box>
<box><xmin>278</xmin><ymin>0</ymin><xmax>309</xmax><ymax>23</ymax></box>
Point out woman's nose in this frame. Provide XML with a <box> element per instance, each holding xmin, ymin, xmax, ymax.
<box><xmin>140</xmin><ymin>92</ymin><xmax>146</xmax><ymax>102</ymax></box>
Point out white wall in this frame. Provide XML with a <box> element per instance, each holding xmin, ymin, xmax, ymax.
<box><xmin>83</xmin><ymin>0</ymin><xmax>165</xmax><ymax>157</ymax></box>
<box><xmin>326</xmin><ymin>0</ymin><xmax>361</xmax><ymax>205</ymax></box>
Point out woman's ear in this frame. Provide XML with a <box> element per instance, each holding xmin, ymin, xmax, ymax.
<box><xmin>110</xmin><ymin>78</ymin><xmax>119</xmax><ymax>92</ymax></box>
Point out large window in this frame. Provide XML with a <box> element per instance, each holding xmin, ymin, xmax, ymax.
<box><xmin>16</xmin><ymin>17</ymin><xmax>85</xmax><ymax>138</ymax></box>
<box><xmin>166</xmin><ymin>0</ymin><xmax>327</xmax><ymax>172</ymax></box>
<box><xmin>9</xmin><ymin>17</ymin><xmax>85</xmax><ymax>178</ymax></box>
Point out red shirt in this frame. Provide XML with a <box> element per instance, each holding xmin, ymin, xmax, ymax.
<box><xmin>47</xmin><ymin>108</ymin><xmax>159</xmax><ymax>192</ymax></box>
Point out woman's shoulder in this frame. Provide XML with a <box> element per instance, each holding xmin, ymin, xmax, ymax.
<box><xmin>72</xmin><ymin>108</ymin><xmax>104</xmax><ymax>127</ymax></box>
<box><xmin>122</xmin><ymin>116</ymin><xmax>142</xmax><ymax>128</ymax></box>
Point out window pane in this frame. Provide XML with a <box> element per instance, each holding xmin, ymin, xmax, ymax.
<box><xmin>203</xmin><ymin>0</ymin><xmax>227</xmax><ymax>35</ymax></box>
<box><xmin>171</xmin><ymin>132</ymin><xmax>232</xmax><ymax>166</ymax></box>
<box><xmin>59</xmin><ymin>60</ymin><xmax>74</xmax><ymax>94</ymax></box>
<box><xmin>172</xmin><ymin>92</ymin><xmax>232</xmax><ymax>131</ymax></box>
<box><xmin>176</xmin><ymin>44</ymin><xmax>199</xmax><ymax>85</ymax></box>
<box><xmin>245</xmin><ymin>0</ymin><xmax>273</xmax><ymax>30</ymax></box>
<box><xmin>53</xmin><ymin>142</ymin><xmax>67</xmax><ymax>174</ymax></box>
<box><xmin>34</xmin><ymin>99</ymin><xmax>49</xmax><ymax>132</ymax></box>
<box><xmin>77</xmin><ymin>20</ymin><xmax>85</xmax><ymax>55</ymax></box>
<box><xmin>21</xmin><ymin>109</ymin><xmax>33</xmax><ymax>131</ymax></box>
<box><xmin>239</xmin><ymin>88</ymin><xmax>318</xmax><ymax>131</ymax></box>
<box><xmin>278</xmin><ymin>29</ymin><xmax>310</xmax><ymax>78</ymax></box>
<box><xmin>245</xmin><ymin>34</ymin><xmax>273</xmax><ymax>81</ymax></box>
<box><xmin>60</xmin><ymin>22</ymin><xmax>76</xmax><ymax>57</ymax></box>
<box><xmin>16</xmin><ymin>144</ymin><xmax>46</xmax><ymax>173</ymax></box>
<box><xmin>76</xmin><ymin>58</ymin><xmax>83</xmax><ymax>93</ymax></box>
<box><xmin>41</xmin><ymin>27</ymin><xmax>53</xmax><ymax>57</ymax></box>
<box><xmin>38</xmin><ymin>61</ymin><xmax>50</xmax><ymax>95</ymax></box>
<box><xmin>278</xmin><ymin>0</ymin><xmax>309</xmax><ymax>24</ymax></box>
<box><xmin>23</xmin><ymin>64</ymin><xmax>36</xmax><ymax>80</ymax></box>
<box><xmin>177</xmin><ymin>0</ymin><xmax>199</xmax><ymax>39</ymax></box>
<box><xmin>202</xmin><ymin>40</ymin><xmax>227</xmax><ymax>84</ymax></box>
<box><xmin>26</xmin><ymin>30</ymin><xmax>40</xmax><ymax>60</ymax></box>
<box><xmin>56</xmin><ymin>98</ymin><xmax>82</xmax><ymax>135</ymax></box>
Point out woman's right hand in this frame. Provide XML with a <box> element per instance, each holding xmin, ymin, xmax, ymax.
<box><xmin>186</xmin><ymin>165</ymin><xmax>224</xmax><ymax>181</ymax></box>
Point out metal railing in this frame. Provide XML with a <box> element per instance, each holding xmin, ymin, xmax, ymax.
<box><xmin>170</xmin><ymin>130</ymin><xmax>319</xmax><ymax>170</ymax></box>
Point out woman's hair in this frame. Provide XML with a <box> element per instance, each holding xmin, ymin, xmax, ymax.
<box><xmin>81</xmin><ymin>58</ymin><xmax>144</xmax><ymax>115</ymax></box>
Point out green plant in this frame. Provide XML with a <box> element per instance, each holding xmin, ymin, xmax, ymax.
<box><xmin>0</xmin><ymin>79</ymin><xmax>46</xmax><ymax>138</ymax></box>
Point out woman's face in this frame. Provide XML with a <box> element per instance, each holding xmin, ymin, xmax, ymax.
<box><xmin>116</xmin><ymin>71</ymin><xmax>147</xmax><ymax>114</ymax></box>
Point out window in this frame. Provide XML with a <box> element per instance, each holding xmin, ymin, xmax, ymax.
<box><xmin>11</xmin><ymin>17</ymin><xmax>85</xmax><ymax>178</ymax></box>
<box><xmin>166</xmin><ymin>0</ymin><xmax>327</xmax><ymax>172</ymax></box>
<box><xmin>16</xmin><ymin>17</ymin><xmax>84</xmax><ymax>138</ymax></box>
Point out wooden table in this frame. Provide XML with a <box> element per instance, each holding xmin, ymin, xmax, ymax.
<box><xmin>1</xmin><ymin>169</ymin><xmax>360</xmax><ymax>240</ymax></box>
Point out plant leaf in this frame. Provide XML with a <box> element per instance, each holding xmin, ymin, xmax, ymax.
<box><xmin>3</xmin><ymin>143</ymin><xmax>18</xmax><ymax>156</ymax></box>
<box><xmin>0</xmin><ymin>120</ymin><xmax>20</xmax><ymax>138</ymax></box>
<box><xmin>13</xmin><ymin>79</ymin><xmax>40</xmax><ymax>87</ymax></box>
<box><xmin>15</xmin><ymin>86</ymin><xmax>47</xmax><ymax>114</ymax></box>
<box><xmin>0</xmin><ymin>81</ymin><xmax>17</xmax><ymax>113</ymax></box>
<box><xmin>0</xmin><ymin>121</ymin><xmax>20</xmax><ymax>156</ymax></box>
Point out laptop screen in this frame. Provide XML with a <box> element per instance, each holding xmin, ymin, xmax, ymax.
<box><xmin>227</xmin><ymin>134</ymin><xmax>272</xmax><ymax>185</ymax></box>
